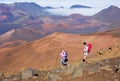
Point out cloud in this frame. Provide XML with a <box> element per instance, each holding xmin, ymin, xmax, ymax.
<box><xmin>46</xmin><ymin>8</ymin><xmax>103</xmax><ymax>16</ymax></box>
<box><xmin>0</xmin><ymin>0</ymin><xmax>120</xmax><ymax>16</ymax></box>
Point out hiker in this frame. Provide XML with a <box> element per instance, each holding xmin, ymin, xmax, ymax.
<box><xmin>60</xmin><ymin>48</ymin><xmax>68</xmax><ymax>67</ymax></box>
<box><xmin>82</xmin><ymin>42</ymin><xmax>92</xmax><ymax>63</ymax></box>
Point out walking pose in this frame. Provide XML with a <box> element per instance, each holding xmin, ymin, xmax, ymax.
<box><xmin>60</xmin><ymin>48</ymin><xmax>68</xmax><ymax>67</ymax></box>
<box><xmin>82</xmin><ymin>42</ymin><xmax>92</xmax><ymax>63</ymax></box>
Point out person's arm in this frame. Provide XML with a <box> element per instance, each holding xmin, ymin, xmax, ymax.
<box><xmin>60</xmin><ymin>51</ymin><xmax>63</xmax><ymax>56</ymax></box>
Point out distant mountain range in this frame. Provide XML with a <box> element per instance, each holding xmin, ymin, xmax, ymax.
<box><xmin>70</xmin><ymin>4</ymin><xmax>91</xmax><ymax>9</ymax></box>
<box><xmin>0</xmin><ymin>2</ymin><xmax>120</xmax><ymax>47</ymax></box>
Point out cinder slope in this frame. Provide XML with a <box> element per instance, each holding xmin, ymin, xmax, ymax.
<box><xmin>0</xmin><ymin>30</ymin><xmax>120</xmax><ymax>72</ymax></box>
<box><xmin>1</xmin><ymin>44</ymin><xmax>120</xmax><ymax>81</ymax></box>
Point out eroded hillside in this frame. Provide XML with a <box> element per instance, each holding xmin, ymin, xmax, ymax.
<box><xmin>0</xmin><ymin>29</ymin><xmax>119</xmax><ymax>72</ymax></box>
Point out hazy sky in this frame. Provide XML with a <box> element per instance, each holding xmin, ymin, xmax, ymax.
<box><xmin>0</xmin><ymin>0</ymin><xmax>120</xmax><ymax>16</ymax></box>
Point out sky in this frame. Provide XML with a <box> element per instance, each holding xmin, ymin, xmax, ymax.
<box><xmin>0</xmin><ymin>0</ymin><xmax>120</xmax><ymax>16</ymax></box>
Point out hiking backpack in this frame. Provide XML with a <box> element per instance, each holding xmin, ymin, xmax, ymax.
<box><xmin>64</xmin><ymin>51</ymin><xmax>68</xmax><ymax>62</ymax></box>
<box><xmin>88</xmin><ymin>43</ymin><xmax>92</xmax><ymax>53</ymax></box>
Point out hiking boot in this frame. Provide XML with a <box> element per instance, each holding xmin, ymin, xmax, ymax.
<box><xmin>82</xmin><ymin>59</ymin><xmax>85</xmax><ymax>62</ymax></box>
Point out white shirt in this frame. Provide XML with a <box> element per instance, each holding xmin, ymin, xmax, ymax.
<box><xmin>83</xmin><ymin>45</ymin><xmax>88</xmax><ymax>53</ymax></box>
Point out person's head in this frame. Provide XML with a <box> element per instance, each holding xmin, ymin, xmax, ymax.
<box><xmin>83</xmin><ymin>42</ymin><xmax>87</xmax><ymax>45</ymax></box>
<box><xmin>62</xmin><ymin>48</ymin><xmax>65</xmax><ymax>51</ymax></box>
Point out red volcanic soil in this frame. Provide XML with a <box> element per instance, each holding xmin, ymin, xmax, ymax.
<box><xmin>0</xmin><ymin>30</ymin><xmax>119</xmax><ymax>72</ymax></box>
<box><xmin>0</xmin><ymin>40</ymin><xmax>27</xmax><ymax>48</ymax></box>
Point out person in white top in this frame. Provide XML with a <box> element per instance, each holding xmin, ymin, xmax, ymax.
<box><xmin>60</xmin><ymin>48</ymin><xmax>68</xmax><ymax>66</ymax></box>
<box><xmin>83</xmin><ymin>42</ymin><xmax>89</xmax><ymax>63</ymax></box>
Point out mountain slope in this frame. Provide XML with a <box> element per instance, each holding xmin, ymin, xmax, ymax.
<box><xmin>0</xmin><ymin>29</ymin><xmax>120</xmax><ymax>72</ymax></box>
<box><xmin>13</xmin><ymin>2</ymin><xmax>45</xmax><ymax>16</ymax></box>
<box><xmin>0</xmin><ymin>28</ymin><xmax>45</xmax><ymax>44</ymax></box>
<box><xmin>92</xmin><ymin>5</ymin><xmax>120</xmax><ymax>28</ymax></box>
<box><xmin>0</xmin><ymin>35</ymin><xmax>120</xmax><ymax>81</ymax></box>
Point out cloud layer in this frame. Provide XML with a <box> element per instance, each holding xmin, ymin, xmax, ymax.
<box><xmin>0</xmin><ymin>0</ymin><xmax>120</xmax><ymax>16</ymax></box>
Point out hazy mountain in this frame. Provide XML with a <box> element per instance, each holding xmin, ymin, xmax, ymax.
<box><xmin>0</xmin><ymin>7</ymin><xmax>103</xmax><ymax>45</ymax></box>
<box><xmin>0</xmin><ymin>2</ymin><xmax>50</xmax><ymax>22</ymax></box>
<box><xmin>0</xmin><ymin>2</ymin><xmax>46</xmax><ymax>36</ymax></box>
<box><xmin>0</xmin><ymin>2</ymin><xmax>104</xmax><ymax>36</ymax></box>
<box><xmin>70</xmin><ymin>4</ymin><xmax>91</xmax><ymax>9</ymax></box>
<box><xmin>92</xmin><ymin>5</ymin><xmax>120</xmax><ymax>29</ymax></box>
<box><xmin>1</xmin><ymin>2</ymin><xmax>117</xmax><ymax>47</ymax></box>
<box><xmin>13</xmin><ymin>2</ymin><xmax>46</xmax><ymax>16</ymax></box>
